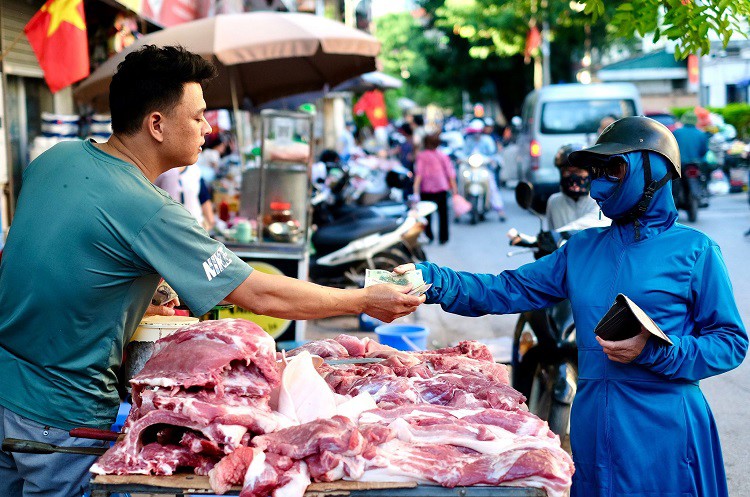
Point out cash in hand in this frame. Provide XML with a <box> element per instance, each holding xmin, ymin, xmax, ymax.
<box><xmin>364</xmin><ymin>269</ymin><xmax>432</xmax><ymax>297</ymax></box>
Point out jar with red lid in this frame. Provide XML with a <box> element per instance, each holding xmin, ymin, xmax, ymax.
<box><xmin>263</xmin><ymin>201</ymin><xmax>293</xmax><ymax>226</ymax></box>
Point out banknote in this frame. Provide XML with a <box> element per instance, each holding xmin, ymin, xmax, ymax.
<box><xmin>364</xmin><ymin>269</ymin><xmax>429</xmax><ymax>296</ymax></box>
<box><xmin>408</xmin><ymin>282</ymin><xmax>432</xmax><ymax>296</ymax></box>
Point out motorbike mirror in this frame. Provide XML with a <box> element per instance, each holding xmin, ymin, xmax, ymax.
<box><xmin>515</xmin><ymin>182</ymin><xmax>534</xmax><ymax>211</ymax></box>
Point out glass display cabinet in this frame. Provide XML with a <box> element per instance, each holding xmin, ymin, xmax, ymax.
<box><xmin>224</xmin><ymin>109</ymin><xmax>315</xmax><ymax>343</ymax></box>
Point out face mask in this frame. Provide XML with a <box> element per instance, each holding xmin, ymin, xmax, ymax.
<box><xmin>561</xmin><ymin>173</ymin><xmax>590</xmax><ymax>200</ymax></box>
<box><xmin>591</xmin><ymin>153</ymin><xmax>647</xmax><ymax>219</ymax></box>
<box><xmin>590</xmin><ymin>177</ymin><xmax>620</xmax><ymax>204</ymax></box>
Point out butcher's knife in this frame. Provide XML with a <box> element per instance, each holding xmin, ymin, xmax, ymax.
<box><xmin>325</xmin><ymin>357</ymin><xmax>386</xmax><ymax>365</ymax></box>
<box><xmin>2</xmin><ymin>438</ymin><xmax>109</xmax><ymax>456</ymax></box>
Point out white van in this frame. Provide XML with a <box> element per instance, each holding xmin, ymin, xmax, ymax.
<box><xmin>511</xmin><ymin>83</ymin><xmax>643</xmax><ymax>210</ymax></box>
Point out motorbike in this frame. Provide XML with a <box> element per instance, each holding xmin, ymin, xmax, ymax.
<box><xmin>312</xmin><ymin>166</ymin><xmax>409</xmax><ymax>226</ymax></box>
<box><xmin>507</xmin><ymin>182</ymin><xmax>578</xmax><ymax>447</ymax></box>
<box><xmin>671</xmin><ymin>162</ymin><xmax>709</xmax><ymax>223</ymax></box>
<box><xmin>456</xmin><ymin>153</ymin><xmax>493</xmax><ymax>225</ymax></box>
<box><xmin>309</xmin><ymin>184</ymin><xmax>435</xmax><ymax>288</ymax></box>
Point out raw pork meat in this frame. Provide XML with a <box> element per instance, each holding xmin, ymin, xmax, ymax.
<box><xmin>93</xmin><ymin>319</ymin><xmax>283</xmax><ymax>476</ymax></box>
<box><xmin>93</xmin><ymin>329</ymin><xmax>573</xmax><ymax>497</ymax></box>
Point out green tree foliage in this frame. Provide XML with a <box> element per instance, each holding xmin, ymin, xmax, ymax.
<box><xmin>430</xmin><ymin>0</ymin><xmax>618</xmax><ymax>63</ymax></box>
<box><xmin>374</xmin><ymin>0</ymin><xmax>748</xmax><ymax>120</ymax></box>
<box><xmin>373</xmin><ymin>1</ymin><xmax>615</xmax><ymax>118</ymax></box>
<box><xmin>372</xmin><ymin>12</ymin><xmax>461</xmax><ymax>114</ymax></box>
<box><xmin>585</xmin><ymin>0</ymin><xmax>750</xmax><ymax>59</ymax></box>
<box><xmin>438</xmin><ymin>0</ymin><xmax>748</xmax><ymax>61</ymax></box>
<box><xmin>373</xmin><ymin>11</ymin><xmax>527</xmax><ymax>116</ymax></box>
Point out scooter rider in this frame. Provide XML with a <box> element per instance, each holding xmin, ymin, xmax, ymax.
<box><xmin>462</xmin><ymin>118</ymin><xmax>497</xmax><ymax>157</ymax></box>
<box><xmin>399</xmin><ymin>116</ymin><xmax>747</xmax><ymax>497</ymax></box>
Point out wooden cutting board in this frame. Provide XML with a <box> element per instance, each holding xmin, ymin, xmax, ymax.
<box><xmin>92</xmin><ymin>474</ymin><xmax>418</xmax><ymax>494</ymax></box>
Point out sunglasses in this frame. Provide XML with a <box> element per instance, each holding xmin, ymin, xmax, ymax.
<box><xmin>590</xmin><ymin>157</ymin><xmax>626</xmax><ymax>182</ymax></box>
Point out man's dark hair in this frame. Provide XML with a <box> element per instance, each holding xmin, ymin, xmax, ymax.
<box><xmin>110</xmin><ymin>45</ymin><xmax>218</xmax><ymax>135</ymax></box>
<box><xmin>423</xmin><ymin>133</ymin><xmax>441</xmax><ymax>150</ymax></box>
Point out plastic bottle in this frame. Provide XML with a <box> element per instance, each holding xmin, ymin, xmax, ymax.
<box><xmin>219</xmin><ymin>200</ymin><xmax>230</xmax><ymax>222</ymax></box>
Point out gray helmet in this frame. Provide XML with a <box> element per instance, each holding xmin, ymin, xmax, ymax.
<box><xmin>569</xmin><ymin>116</ymin><xmax>682</xmax><ymax>177</ymax></box>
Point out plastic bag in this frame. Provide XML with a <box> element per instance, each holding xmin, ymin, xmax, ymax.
<box><xmin>452</xmin><ymin>193</ymin><xmax>472</xmax><ymax>217</ymax></box>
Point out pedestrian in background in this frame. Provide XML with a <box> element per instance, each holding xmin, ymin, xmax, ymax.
<box><xmin>597</xmin><ymin>114</ymin><xmax>617</xmax><ymax>136</ymax></box>
<box><xmin>155</xmin><ymin>164</ymin><xmax>215</xmax><ymax>232</ymax></box>
<box><xmin>338</xmin><ymin>121</ymin><xmax>357</xmax><ymax>162</ymax></box>
<box><xmin>672</xmin><ymin>110</ymin><xmax>708</xmax><ymax>165</ymax></box>
<box><xmin>414</xmin><ymin>133</ymin><xmax>458</xmax><ymax>245</ymax></box>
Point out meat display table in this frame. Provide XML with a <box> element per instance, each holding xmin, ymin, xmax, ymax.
<box><xmin>89</xmin><ymin>475</ymin><xmax>546</xmax><ymax>497</ymax></box>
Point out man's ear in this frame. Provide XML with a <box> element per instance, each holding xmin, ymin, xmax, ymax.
<box><xmin>146</xmin><ymin>112</ymin><xmax>165</xmax><ymax>143</ymax></box>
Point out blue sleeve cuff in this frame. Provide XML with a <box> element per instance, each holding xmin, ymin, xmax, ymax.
<box><xmin>633</xmin><ymin>334</ymin><xmax>679</xmax><ymax>367</ymax></box>
<box><xmin>416</xmin><ymin>262</ymin><xmax>440</xmax><ymax>304</ymax></box>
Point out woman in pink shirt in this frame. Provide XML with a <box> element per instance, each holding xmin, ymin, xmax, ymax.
<box><xmin>413</xmin><ymin>133</ymin><xmax>458</xmax><ymax>244</ymax></box>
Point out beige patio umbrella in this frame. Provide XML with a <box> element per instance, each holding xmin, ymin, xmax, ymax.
<box><xmin>73</xmin><ymin>12</ymin><xmax>380</xmax><ymax>110</ymax></box>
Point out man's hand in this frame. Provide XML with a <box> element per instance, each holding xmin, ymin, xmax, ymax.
<box><xmin>145</xmin><ymin>297</ymin><xmax>180</xmax><ymax>317</ymax></box>
<box><xmin>596</xmin><ymin>327</ymin><xmax>650</xmax><ymax>363</ymax></box>
<box><xmin>362</xmin><ymin>283</ymin><xmax>425</xmax><ymax>323</ymax></box>
<box><xmin>393</xmin><ymin>263</ymin><xmax>416</xmax><ymax>275</ymax></box>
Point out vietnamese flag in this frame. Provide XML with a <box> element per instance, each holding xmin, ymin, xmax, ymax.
<box><xmin>353</xmin><ymin>90</ymin><xmax>388</xmax><ymax>129</ymax></box>
<box><xmin>524</xmin><ymin>24</ymin><xmax>541</xmax><ymax>64</ymax></box>
<box><xmin>24</xmin><ymin>0</ymin><xmax>89</xmax><ymax>93</ymax></box>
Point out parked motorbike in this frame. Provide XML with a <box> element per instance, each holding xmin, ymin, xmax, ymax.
<box><xmin>309</xmin><ymin>185</ymin><xmax>435</xmax><ymax>288</ymax></box>
<box><xmin>456</xmin><ymin>153</ymin><xmax>493</xmax><ymax>225</ymax></box>
<box><xmin>311</xmin><ymin>167</ymin><xmax>408</xmax><ymax>226</ymax></box>
<box><xmin>507</xmin><ymin>182</ymin><xmax>577</xmax><ymax>447</ymax></box>
<box><xmin>672</xmin><ymin>162</ymin><xmax>709</xmax><ymax>223</ymax></box>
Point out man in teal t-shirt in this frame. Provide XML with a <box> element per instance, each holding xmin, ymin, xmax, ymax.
<box><xmin>0</xmin><ymin>46</ymin><xmax>424</xmax><ymax>497</ymax></box>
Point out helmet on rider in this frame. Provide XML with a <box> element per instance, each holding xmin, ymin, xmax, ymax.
<box><xmin>568</xmin><ymin>116</ymin><xmax>681</xmax><ymax>223</ymax></box>
<box><xmin>465</xmin><ymin>118</ymin><xmax>485</xmax><ymax>135</ymax></box>
<box><xmin>554</xmin><ymin>143</ymin><xmax>589</xmax><ymax>200</ymax></box>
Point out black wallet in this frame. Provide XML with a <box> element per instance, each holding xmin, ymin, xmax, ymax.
<box><xmin>594</xmin><ymin>294</ymin><xmax>673</xmax><ymax>345</ymax></box>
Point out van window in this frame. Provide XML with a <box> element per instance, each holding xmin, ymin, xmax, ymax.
<box><xmin>540</xmin><ymin>99</ymin><xmax>637</xmax><ymax>134</ymax></box>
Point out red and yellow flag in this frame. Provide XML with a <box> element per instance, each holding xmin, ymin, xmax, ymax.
<box><xmin>353</xmin><ymin>90</ymin><xmax>388</xmax><ymax>129</ymax></box>
<box><xmin>24</xmin><ymin>0</ymin><xmax>89</xmax><ymax>93</ymax></box>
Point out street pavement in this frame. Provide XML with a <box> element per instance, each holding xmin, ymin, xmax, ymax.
<box><xmin>307</xmin><ymin>188</ymin><xmax>750</xmax><ymax>495</ymax></box>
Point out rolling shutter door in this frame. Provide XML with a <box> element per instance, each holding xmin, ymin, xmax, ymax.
<box><xmin>1</xmin><ymin>0</ymin><xmax>45</xmax><ymax>77</ymax></box>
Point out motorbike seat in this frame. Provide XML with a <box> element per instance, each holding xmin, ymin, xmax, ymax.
<box><xmin>313</xmin><ymin>217</ymin><xmax>402</xmax><ymax>255</ymax></box>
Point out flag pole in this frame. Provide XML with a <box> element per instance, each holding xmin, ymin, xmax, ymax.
<box><xmin>0</xmin><ymin>31</ymin><xmax>26</xmax><ymax>62</ymax></box>
<box><xmin>229</xmin><ymin>66</ymin><xmax>247</xmax><ymax>169</ymax></box>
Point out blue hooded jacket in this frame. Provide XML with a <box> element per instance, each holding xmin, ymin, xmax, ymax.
<box><xmin>418</xmin><ymin>151</ymin><xmax>747</xmax><ymax>497</ymax></box>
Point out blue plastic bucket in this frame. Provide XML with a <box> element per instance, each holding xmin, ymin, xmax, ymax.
<box><xmin>375</xmin><ymin>324</ymin><xmax>429</xmax><ymax>351</ymax></box>
<box><xmin>359</xmin><ymin>313</ymin><xmax>384</xmax><ymax>332</ymax></box>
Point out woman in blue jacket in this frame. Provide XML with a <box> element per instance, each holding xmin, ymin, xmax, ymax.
<box><xmin>401</xmin><ymin>117</ymin><xmax>747</xmax><ymax>497</ymax></box>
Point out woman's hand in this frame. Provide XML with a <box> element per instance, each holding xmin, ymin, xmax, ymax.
<box><xmin>596</xmin><ymin>327</ymin><xmax>650</xmax><ymax>363</ymax></box>
<box><xmin>393</xmin><ymin>263</ymin><xmax>416</xmax><ymax>275</ymax></box>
